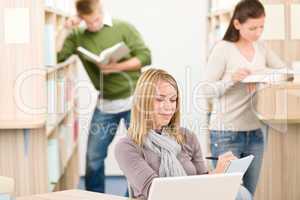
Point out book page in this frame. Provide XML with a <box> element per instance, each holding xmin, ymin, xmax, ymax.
<box><xmin>77</xmin><ymin>42</ymin><xmax>130</xmax><ymax>65</ymax></box>
<box><xmin>225</xmin><ymin>155</ymin><xmax>254</xmax><ymax>176</ymax></box>
<box><xmin>241</xmin><ymin>68</ymin><xmax>293</xmax><ymax>83</ymax></box>
<box><xmin>77</xmin><ymin>47</ymin><xmax>101</xmax><ymax>63</ymax></box>
<box><xmin>99</xmin><ymin>42</ymin><xmax>130</xmax><ymax>65</ymax></box>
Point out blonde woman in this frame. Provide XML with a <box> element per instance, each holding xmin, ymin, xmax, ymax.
<box><xmin>115</xmin><ymin>69</ymin><xmax>252</xmax><ymax>200</ymax></box>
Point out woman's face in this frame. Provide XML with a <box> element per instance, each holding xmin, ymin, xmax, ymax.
<box><xmin>153</xmin><ymin>80</ymin><xmax>177</xmax><ymax>130</ymax></box>
<box><xmin>234</xmin><ymin>16</ymin><xmax>265</xmax><ymax>42</ymax></box>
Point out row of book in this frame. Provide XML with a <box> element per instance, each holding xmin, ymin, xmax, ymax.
<box><xmin>47</xmin><ymin>67</ymin><xmax>76</xmax><ymax>125</ymax></box>
<box><xmin>48</xmin><ymin>109</ymin><xmax>79</xmax><ymax>191</ymax></box>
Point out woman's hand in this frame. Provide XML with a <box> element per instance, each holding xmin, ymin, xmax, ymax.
<box><xmin>232</xmin><ymin>68</ymin><xmax>257</xmax><ymax>93</ymax></box>
<box><xmin>213</xmin><ymin>151</ymin><xmax>238</xmax><ymax>174</ymax></box>
<box><xmin>231</xmin><ymin>68</ymin><xmax>251</xmax><ymax>83</ymax></box>
<box><xmin>245</xmin><ymin>83</ymin><xmax>257</xmax><ymax>94</ymax></box>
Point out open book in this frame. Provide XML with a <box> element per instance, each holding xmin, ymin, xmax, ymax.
<box><xmin>241</xmin><ymin>68</ymin><xmax>294</xmax><ymax>83</ymax></box>
<box><xmin>225</xmin><ymin>155</ymin><xmax>254</xmax><ymax>176</ymax></box>
<box><xmin>77</xmin><ymin>42</ymin><xmax>130</xmax><ymax>65</ymax></box>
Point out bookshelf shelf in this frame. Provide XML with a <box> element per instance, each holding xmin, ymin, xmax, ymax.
<box><xmin>46</xmin><ymin>103</ymin><xmax>75</xmax><ymax>137</ymax></box>
<box><xmin>47</xmin><ymin>55</ymin><xmax>77</xmax><ymax>75</ymax></box>
<box><xmin>0</xmin><ymin>119</ymin><xmax>46</xmax><ymax>129</ymax></box>
<box><xmin>65</xmin><ymin>142</ymin><xmax>78</xmax><ymax>171</ymax></box>
<box><xmin>44</xmin><ymin>6</ymin><xmax>70</xmax><ymax>18</ymax></box>
<box><xmin>52</xmin><ymin>144</ymin><xmax>79</xmax><ymax>192</ymax></box>
<box><xmin>207</xmin><ymin>9</ymin><xmax>233</xmax><ymax>19</ymax></box>
<box><xmin>49</xmin><ymin>142</ymin><xmax>78</xmax><ymax>192</ymax></box>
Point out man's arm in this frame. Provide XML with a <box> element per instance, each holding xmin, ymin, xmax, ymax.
<box><xmin>99</xmin><ymin>57</ymin><xmax>142</xmax><ymax>74</ymax></box>
<box><xmin>57</xmin><ymin>30</ymin><xmax>77</xmax><ymax>63</ymax></box>
<box><xmin>99</xmin><ymin>22</ymin><xmax>151</xmax><ymax>74</ymax></box>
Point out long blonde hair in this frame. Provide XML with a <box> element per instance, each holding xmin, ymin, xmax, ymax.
<box><xmin>128</xmin><ymin>68</ymin><xmax>184</xmax><ymax>146</ymax></box>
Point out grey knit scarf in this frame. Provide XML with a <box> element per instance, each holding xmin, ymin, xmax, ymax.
<box><xmin>144</xmin><ymin>129</ymin><xmax>187</xmax><ymax>177</ymax></box>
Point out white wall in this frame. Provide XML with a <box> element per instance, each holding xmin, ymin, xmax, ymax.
<box><xmin>77</xmin><ymin>62</ymin><xmax>98</xmax><ymax>176</ymax></box>
<box><xmin>78</xmin><ymin>0</ymin><xmax>209</xmax><ymax>176</ymax></box>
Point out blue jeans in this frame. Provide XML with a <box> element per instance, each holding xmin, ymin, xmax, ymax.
<box><xmin>236</xmin><ymin>186</ymin><xmax>253</xmax><ymax>200</ymax></box>
<box><xmin>210</xmin><ymin>129</ymin><xmax>264</xmax><ymax>195</ymax></box>
<box><xmin>85</xmin><ymin>108</ymin><xmax>131</xmax><ymax>193</ymax></box>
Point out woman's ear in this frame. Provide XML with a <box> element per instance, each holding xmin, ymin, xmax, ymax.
<box><xmin>233</xmin><ymin>19</ymin><xmax>241</xmax><ymax>30</ymax></box>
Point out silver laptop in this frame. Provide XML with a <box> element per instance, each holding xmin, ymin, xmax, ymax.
<box><xmin>148</xmin><ymin>173</ymin><xmax>243</xmax><ymax>200</ymax></box>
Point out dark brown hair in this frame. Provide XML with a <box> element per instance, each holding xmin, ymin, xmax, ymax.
<box><xmin>223</xmin><ymin>0</ymin><xmax>265</xmax><ymax>42</ymax></box>
<box><xmin>76</xmin><ymin>0</ymin><xmax>99</xmax><ymax>16</ymax></box>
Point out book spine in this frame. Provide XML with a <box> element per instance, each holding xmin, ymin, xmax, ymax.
<box><xmin>47</xmin><ymin>139</ymin><xmax>61</xmax><ymax>185</ymax></box>
<box><xmin>44</xmin><ymin>24</ymin><xmax>56</xmax><ymax>66</ymax></box>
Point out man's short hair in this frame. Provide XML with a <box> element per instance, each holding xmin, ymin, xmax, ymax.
<box><xmin>76</xmin><ymin>0</ymin><xmax>99</xmax><ymax>15</ymax></box>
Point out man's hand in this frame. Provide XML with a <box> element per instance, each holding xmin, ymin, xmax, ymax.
<box><xmin>97</xmin><ymin>60</ymin><xmax>120</xmax><ymax>75</ymax></box>
<box><xmin>96</xmin><ymin>57</ymin><xmax>142</xmax><ymax>75</ymax></box>
<box><xmin>65</xmin><ymin>15</ymin><xmax>82</xmax><ymax>29</ymax></box>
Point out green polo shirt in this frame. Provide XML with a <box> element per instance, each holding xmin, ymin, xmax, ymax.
<box><xmin>57</xmin><ymin>19</ymin><xmax>151</xmax><ymax>100</ymax></box>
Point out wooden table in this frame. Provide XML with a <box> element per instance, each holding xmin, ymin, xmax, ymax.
<box><xmin>17</xmin><ymin>190</ymin><xmax>134</xmax><ymax>200</ymax></box>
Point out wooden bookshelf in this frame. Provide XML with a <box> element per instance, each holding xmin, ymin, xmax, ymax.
<box><xmin>47</xmin><ymin>55</ymin><xmax>77</xmax><ymax>75</ymax></box>
<box><xmin>252</xmin><ymin>1</ymin><xmax>300</xmax><ymax>200</ymax></box>
<box><xmin>207</xmin><ymin>9</ymin><xmax>233</xmax><ymax>19</ymax></box>
<box><xmin>205</xmin><ymin>1</ymin><xmax>300</xmax><ymax>200</ymax></box>
<box><xmin>206</xmin><ymin>1</ymin><xmax>237</xmax><ymax>54</ymax></box>
<box><xmin>44</xmin><ymin>6</ymin><xmax>71</xmax><ymax>18</ymax></box>
<box><xmin>46</xmin><ymin>103</ymin><xmax>75</xmax><ymax>137</ymax></box>
<box><xmin>0</xmin><ymin>0</ymin><xmax>80</xmax><ymax>197</ymax></box>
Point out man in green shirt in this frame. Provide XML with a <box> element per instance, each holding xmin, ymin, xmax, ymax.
<box><xmin>57</xmin><ymin>0</ymin><xmax>151</xmax><ymax>193</ymax></box>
